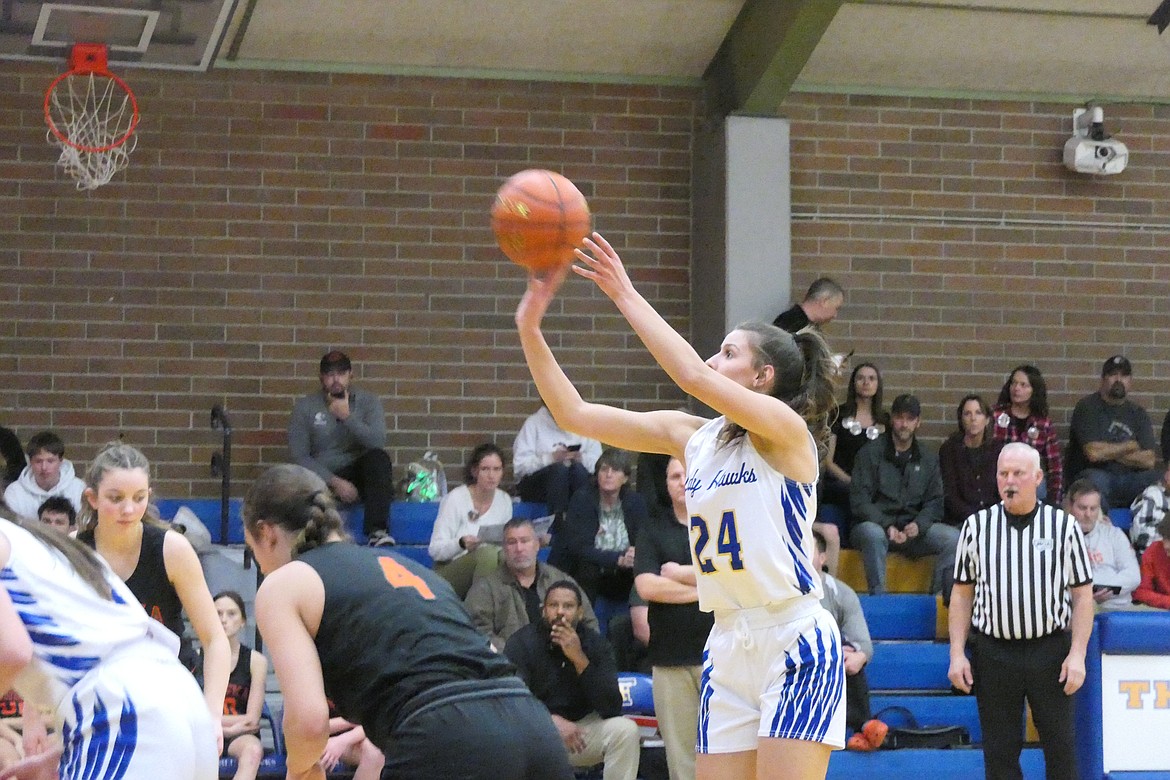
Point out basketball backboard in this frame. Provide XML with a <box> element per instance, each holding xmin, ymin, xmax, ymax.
<box><xmin>0</xmin><ymin>0</ymin><xmax>238</xmax><ymax>71</ymax></box>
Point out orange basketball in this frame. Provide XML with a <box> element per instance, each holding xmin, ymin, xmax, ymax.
<box><xmin>491</xmin><ymin>169</ymin><xmax>592</xmax><ymax>272</ymax></box>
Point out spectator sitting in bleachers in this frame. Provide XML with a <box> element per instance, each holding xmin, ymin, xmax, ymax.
<box><xmin>1065</xmin><ymin>355</ymin><xmax>1161</xmax><ymax>508</ymax></box>
<box><xmin>1130</xmin><ymin>461</ymin><xmax>1170</xmax><ymax>556</ymax></box>
<box><xmin>1064</xmin><ymin>479</ymin><xmax>1140</xmax><ymax>611</ymax></box>
<box><xmin>288</xmin><ymin>349</ymin><xmax>395</xmax><ymax>546</ymax></box>
<box><xmin>2</xmin><ymin>430</ymin><xmax>85</xmax><ymax>519</ymax></box>
<box><xmin>427</xmin><ymin>442</ymin><xmax>512</xmax><ymax>599</ymax></box>
<box><xmin>939</xmin><ymin>394</ymin><xmax>1004</xmax><ymax>527</ymax></box>
<box><xmin>850</xmin><ymin>394</ymin><xmax>958</xmax><ymax>601</ymax></box>
<box><xmin>214</xmin><ymin>590</ymin><xmax>268</xmax><ymax>780</ymax></box>
<box><xmin>820</xmin><ymin>362</ymin><xmax>887</xmax><ymax>575</ymax></box>
<box><xmin>513</xmin><ymin>405</ymin><xmax>602</xmax><ymax>516</ymax></box>
<box><xmin>505</xmin><ymin>580</ymin><xmax>641</xmax><ymax>780</ymax></box>
<box><xmin>991</xmin><ymin>365</ymin><xmax>1063</xmax><ymax>503</ymax></box>
<box><xmin>465</xmin><ymin>517</ymin><xmax>599</xmax><ymax>651</ymax></box>
<box><xmin>813</xmin><ymin>530</ymin><xmax>886</xmax><ymax>752</ymax></box>
<box><xmin>321</xmin><ymin>706</ymin><xmax>385</xmax><ymax>780</ymax></box>
<box><xmin>36</xmin><ymin>495</ymin><xmax>76</xmax><ymax>535</ymax></box>
<box><xmin>1133</xmin><ymin>516</ymin><xmax>1170</xmax><ymax>610</ymax></box>
<box><xmin>549</xmin><ymin>448</ymin><xmax>648</xmax><ymax>605</ymax></box>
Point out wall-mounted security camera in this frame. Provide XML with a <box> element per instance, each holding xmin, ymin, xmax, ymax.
<box><xmin>1063</xmin><ymin>106</ymin><xmax>1127</xmax><ymax>175</ymax></box>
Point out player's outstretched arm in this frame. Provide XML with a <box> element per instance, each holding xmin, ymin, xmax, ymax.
<box><xmin>516</xmin><ymin>260</ymin><xmax>699</xmax><ymax>458</ymax></box>
<box><xmin>573</xmin><ymin>232</ymin><xmax>812</xmax><ymax>467</ymax></box>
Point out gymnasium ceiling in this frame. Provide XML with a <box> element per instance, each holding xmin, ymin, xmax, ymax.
<box><xmin>3</xmin><ymin>1</ymin><xmax>1170</xmax><ymax>112</ymax></box>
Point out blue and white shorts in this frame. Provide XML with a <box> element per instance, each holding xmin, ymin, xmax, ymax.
<box><xmin>698</xmin><ymin>598</ymin><xmax>845</xmax><ymax>754</ymax></box>
<box><xmin>56</xmin><ymin>640</ymin><xmax>217</xmax><ymax>780</ymax></box>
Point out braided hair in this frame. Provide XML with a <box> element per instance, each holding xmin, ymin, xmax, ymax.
<box><xmin>242</xmin><ymin>464</ymin><xmax>349</xmax><ymax>556</ymax></box>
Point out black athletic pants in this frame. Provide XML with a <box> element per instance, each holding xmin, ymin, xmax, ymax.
<box><xmin>517</xmin><ymin>461</ymin><xmax>590</xmax><ymax>516</ymax></box>
<box><xmin>335</xmin><ymin>448</ymin><xmax>394</xmax><ymax>536</ymax></box>
<box><xmin>970</xmin><ymin>630</ymin><xmax>1076</xmax><ymax>780</ymax></box>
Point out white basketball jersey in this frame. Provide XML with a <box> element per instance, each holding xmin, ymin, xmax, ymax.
<box><xmin>683</xmin><ymin>416</ymin><xmax>822</xmax><ymax>612</ymax></box>
<box><xmin>0</xmin><ymin>518</ymin><xmax>175</xmax><ymax>711</ymax></box>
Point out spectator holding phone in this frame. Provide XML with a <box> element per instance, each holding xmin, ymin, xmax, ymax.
<box><xmin>513</xmin><ymin>405</ymin><xmax>602</xmax><ymax>516</ymax></box>
<box><xmin>1064</xmin><ymin>479</ymin><xmax>1139</xmax><ymax>611</ymax></box>
<box><xmin>288</xmin><ymin>350</ymin><xmax>395</xmax><ymax>545</ymax></box>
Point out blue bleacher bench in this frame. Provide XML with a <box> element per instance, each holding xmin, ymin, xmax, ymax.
<box><xmin>154</xmin><ymin>498</ymin><xmax>549</xmax><ymax>559</ymax></box>
<box><xmin>1108</xmin><ymin>507</ymin><xmax>1133</xmax><ymax>533</ymax></box>
<box><xmin>828</xmin><ymin>746</ymin><xmax>1046</xmax><ymax>779</ymax></box>
<box><xmin>860</xmin><ymin>594</ymin><xmax>937</xmax><ymax>641</ymax></box>
<box><xmin>866</xmin><ymin>641</ymin><xmax>952</xmax><ymax>691</ymax></box>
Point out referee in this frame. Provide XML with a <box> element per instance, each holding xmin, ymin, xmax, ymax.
<box><xmin>947</xmin><ymin>442</ymin><xmax>1094</xmax><ymax>780</ymax></box>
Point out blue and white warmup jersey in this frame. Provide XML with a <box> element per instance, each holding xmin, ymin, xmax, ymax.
<box><xmin>684</xmin><ymin>416</ymin><xmax>822</xmax><ymax>612</ymax></box>
<box><xmin>1</xmin><ymin>518</ymin><xmax>215</xmax><ymax>780</ymax></box>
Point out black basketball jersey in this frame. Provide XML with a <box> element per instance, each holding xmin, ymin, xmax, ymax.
<box><xmin>298</xmin><ymin>542</ymin><xmax>514</xmax><ymax>745</ymax></box>
<box><xmin>223</xmin><ymin>644</ymin><xmax>254</xmax><ymax>716</ymax></box>
<box><xmin>79</xmin><ymin>523</ymin><xmax>194</xmax><ymax>668</ymax></box>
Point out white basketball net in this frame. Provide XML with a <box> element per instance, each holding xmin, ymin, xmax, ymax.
<box><xmin>45</xmin><ymin>72</ymin><xmax>138</xmax><ymax>191</ymax></box>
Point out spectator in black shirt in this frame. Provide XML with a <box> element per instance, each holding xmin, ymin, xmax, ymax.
<box><xmin>939</xmin><ymin>394</ymin><xmax>1004</xmax><ymax>527</ymax></box>
<box><xmin>772</xmin><ymin>277</ymin><xmax>845</xmax><ymax>333</ymax></box>
<box><xmin>506</xmin><ymin>580</ymin><xmax>641</xmax><ymax>780</ymax></box>
<box><xmin>634</xmin><ymin>456</ymin><xmax>713</xmax><ymax>780</ymax></box>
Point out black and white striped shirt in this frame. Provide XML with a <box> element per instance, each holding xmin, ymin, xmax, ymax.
<box><xmin>953</xmin><ymin>502</ymin><xmax>1092</xmax><ymax>640</ymax></box>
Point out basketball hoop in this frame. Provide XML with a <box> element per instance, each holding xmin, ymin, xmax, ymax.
<box><xmin>44</xmin><ymin>43</ymin><xmax>140</xmax><ymax>191</ymax></box>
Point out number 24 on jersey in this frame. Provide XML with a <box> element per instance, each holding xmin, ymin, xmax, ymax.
<box><xmin>691</xmin><ymin>511</ymin><xmax>744</xmax><ymax>573</ymax></box>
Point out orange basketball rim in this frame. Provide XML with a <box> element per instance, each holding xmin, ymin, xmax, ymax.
<box><xmin>43</xmin><ymin>43</ymin><xmax>140</xmax><ymax>189</ymax></box>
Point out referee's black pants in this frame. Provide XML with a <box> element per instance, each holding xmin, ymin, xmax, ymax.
<box><xmin>970</xmin><ymin>631</ymin><xmax>1076</xmax><ymax>780</ymax></box>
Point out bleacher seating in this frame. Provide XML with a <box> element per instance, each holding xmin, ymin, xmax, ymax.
<box><xmin>826</xmin><ymin>593</ymin><xmax>1047</xmax><ymax>778</ymax></box>
<box><xmin>1109</xmin><ymin>506</ymin><xmax>1133</xmax><ymax>533</ymax></box>
<box><xmin>837</xmin><ymin>549</ymin><xmax>936</xmax><ymax>595</ymax></box>
<box><xmin>156</xmin><ymin>497</ymin><xmax>550</xmax><ymax>560</ymax></box>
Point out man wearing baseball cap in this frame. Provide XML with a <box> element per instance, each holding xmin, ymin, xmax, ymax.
<box><xmin>849</xmin><ymin>393</ymin><xmax>959</xmax><ymax>602</ymax></box>
<box><xmin>1065</xmin><ymin>355</ymin><xmax>1161</xmax><ymax>507</ymax></box>
<box><xmin>288</xmin><ymin>349</ymin><xmax>395</xmax><ymax>544</ymax></box>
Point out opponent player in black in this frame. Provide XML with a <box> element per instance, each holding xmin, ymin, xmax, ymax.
<box><xmin>242</xmin><ymin>463</ymin><xmax>572</xmax><ymax>780</ymax></box>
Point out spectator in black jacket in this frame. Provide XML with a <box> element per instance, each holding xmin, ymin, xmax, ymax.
<box><xmin>548</xmin><ymin>448</ymin><xmax>649</xmax><ymax>604</ymax></box>
<box><xmin>939</xmin><ymin>394</ymin><xmax>1004</xmax><ymax>527</ymax></box>
<box><xmin>505</xmin><ymin>580</ymin><xmax>641</xmax><ymax>780</ymax></box>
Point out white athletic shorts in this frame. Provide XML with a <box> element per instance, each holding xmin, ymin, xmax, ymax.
<box><xmin>56</xmin><ymin>639</ymin><xmax>217</xmax><ymax>780</ymax></box>
<box><xmin>697</xmin><ymin>597</ymin><xmax>845</xmax><ymax>754</ymax></box>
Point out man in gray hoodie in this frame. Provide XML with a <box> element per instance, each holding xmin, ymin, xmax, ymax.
<box><xmin>3</xmin><ymin>430</ymin><xmax>85</xmax><ymax>519</ymax></box>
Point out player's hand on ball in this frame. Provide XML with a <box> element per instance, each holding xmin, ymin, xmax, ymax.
<box><xmin>572</xmin><ymin>233</ymin><xmax>633</xmax><ymax>300</ymax></box>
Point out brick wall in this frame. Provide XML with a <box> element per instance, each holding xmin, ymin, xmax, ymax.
<box><xmin>2</xmin><ymin>65</ymin><xmax>698</xmax><ymax>497</ymax></box>
<box><xmin>4</xmin><ymin>69</ymin><xmax>1169</xmax><ymax>500</ymax></box>
<box><xmin>783</xmin><ymin>93</ymin><xmax>1170</xmax><ymax>450</ymax></box>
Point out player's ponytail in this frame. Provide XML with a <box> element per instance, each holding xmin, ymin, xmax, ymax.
<box><xmin>718</xmin><ymin>322</ymin><xmax>841</xmax><ymax>461</ymax></box>
<box><xmin>242</xmin><ymin>464</ymin><xmax>349</xmax><ymax>556</ymax></box>
<box><xmin>789</xmin><ymin>328</ymin><xmax>842</xmax><ymax>462</ymax></box>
